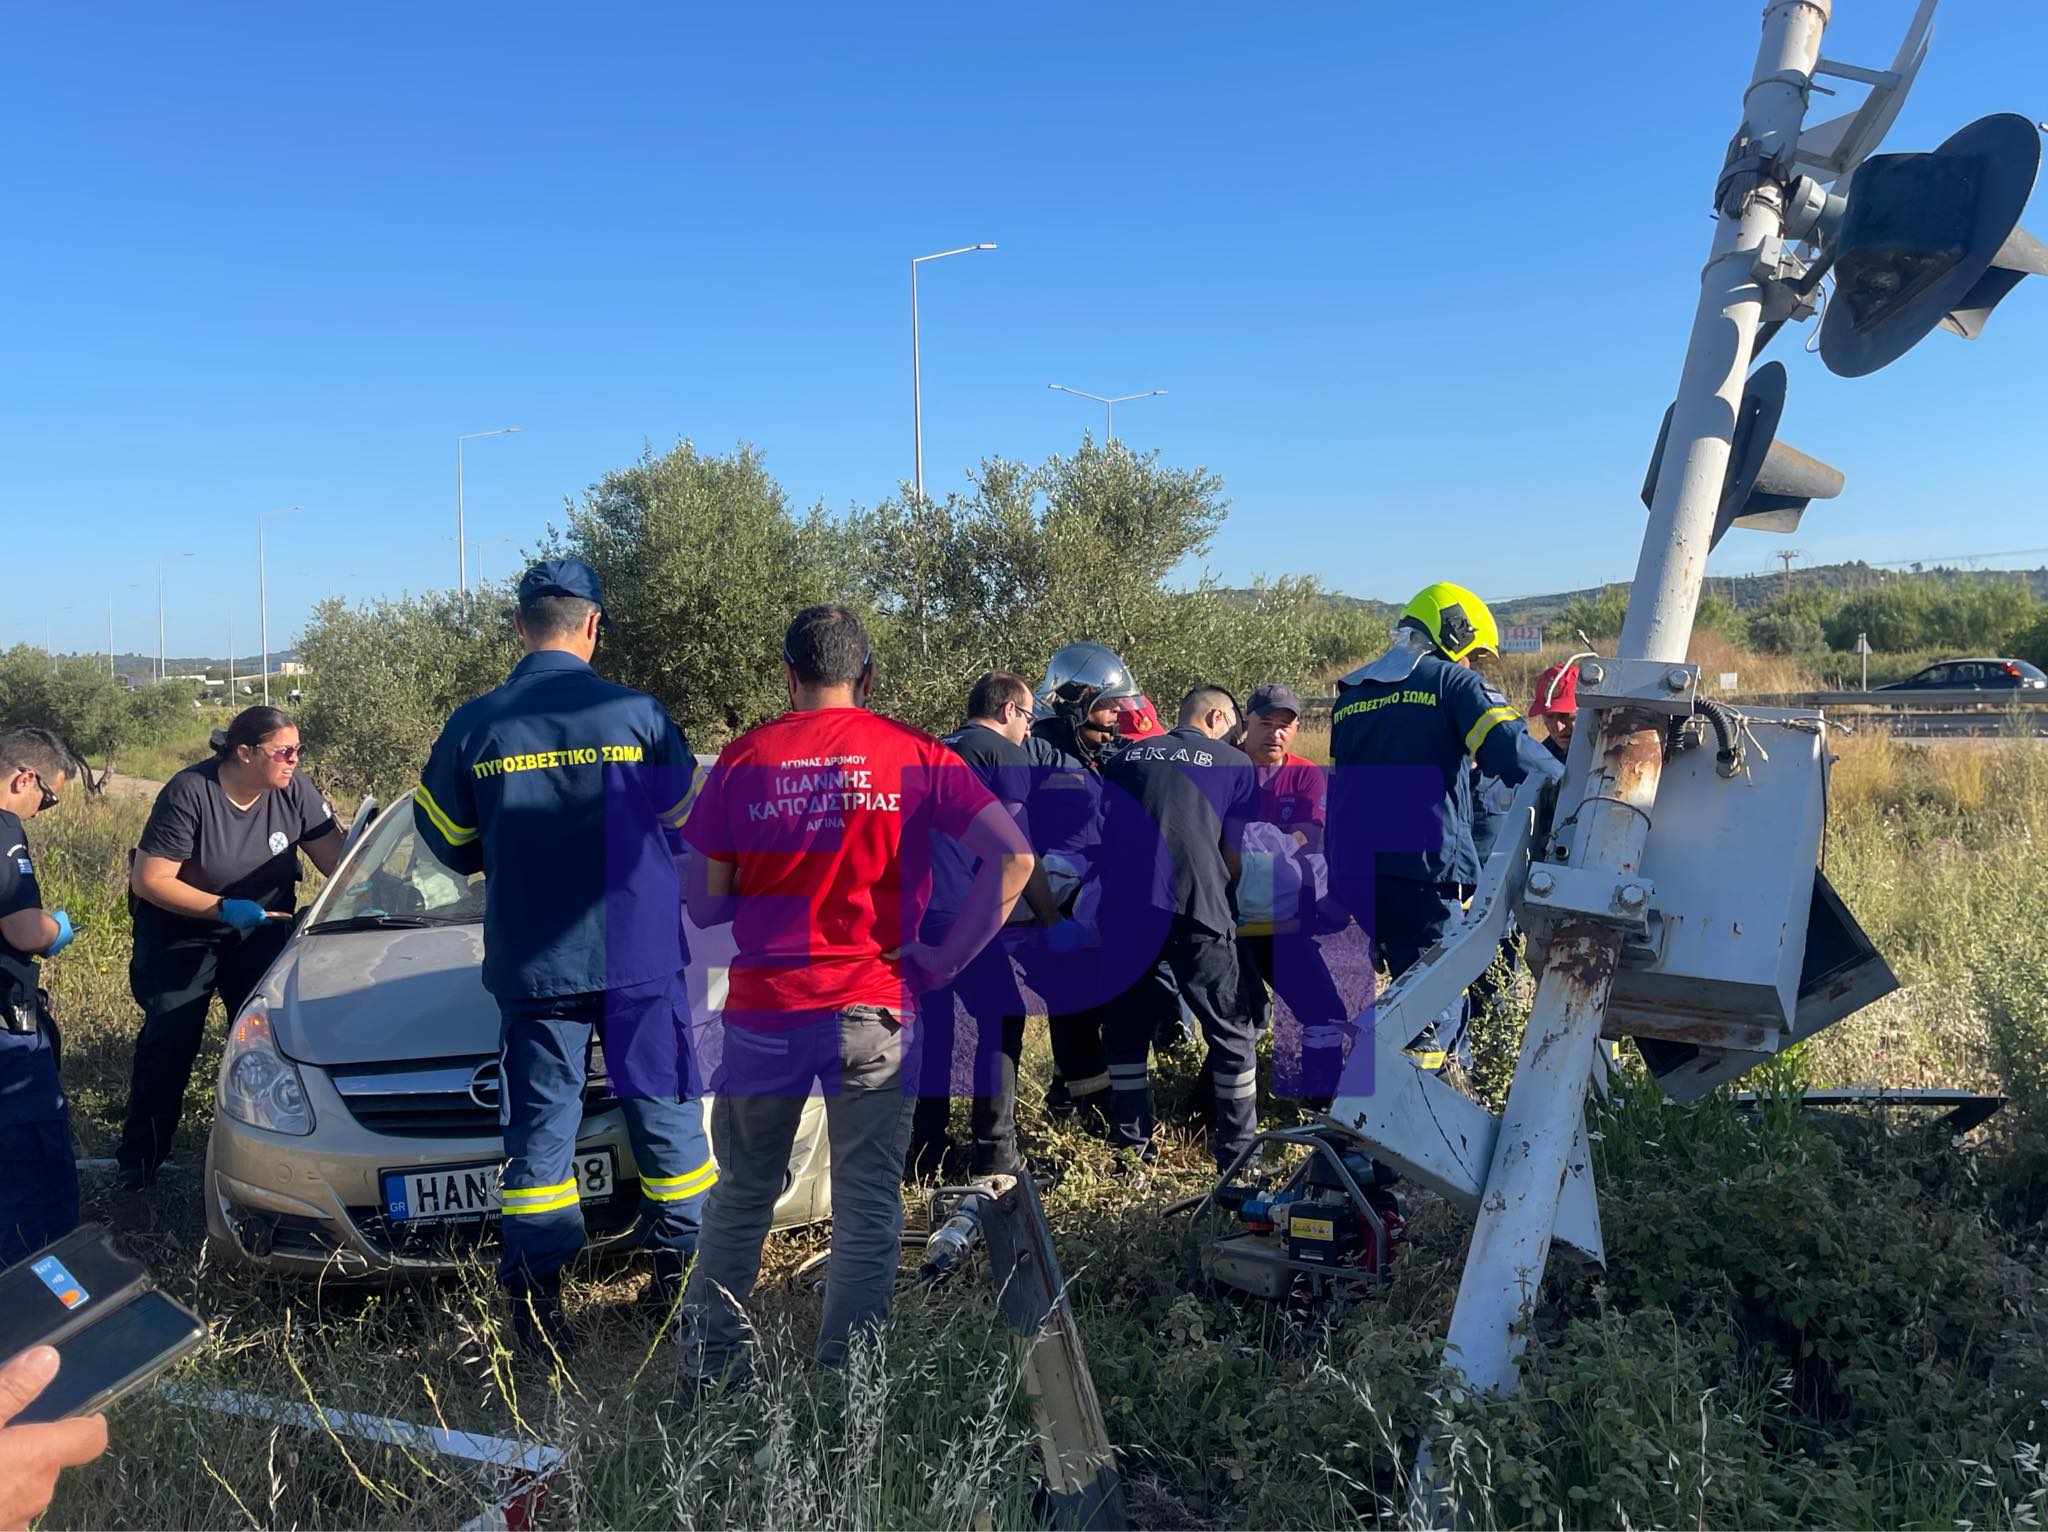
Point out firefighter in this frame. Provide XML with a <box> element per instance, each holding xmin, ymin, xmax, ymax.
<box><xmin>1327</xmin><ymin>581</ymin><xmax>1533</xmax><ymax>1067</ymax></box>
<box><xmin>414</xmin><ymin>559</ymin><xmax>714</xmax><ymax>1356</ymax></box>
<box><xmin>1020</xmin><ymin>642</ymin><xmax>1141</xmax><ymax>1130</ymax></box>
<box><xmin>1096</xmin><ymin>686</ymin><xmax>1261</xmax><ymax>1166</ymax></box>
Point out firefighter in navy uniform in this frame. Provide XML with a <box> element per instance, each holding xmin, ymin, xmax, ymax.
<box><xmin>414</xmin><ymin>560</ymin><xmax>714</xmax><ymax>1354</ymax></box>
<box><xmin>1097</xmin><ymin>686</ymin><xmax>1262</xmax><ymax>1168</ymax></box>
<box><xmin>1327</xmin><ymin>582</ymin><xmax>1533</xmax><ymax>1068</ymax></box>
<box><xmin>0</xmin><ymin>729</ymin><xmax>80</xmax><ymax>1267</ymax></box>
<box><xmin>1021</xmin><ymin>642</ymin><xmax>1140</xmax><ymax>1130</ymax></box>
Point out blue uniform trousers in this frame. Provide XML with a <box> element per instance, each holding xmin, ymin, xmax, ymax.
<box><xmin>1338</xmin><ymin>872</ymin><xmax>1470</xmax><ymax>1065</ymax></box>
<box><xmin>497</xmin><ymin>977</ymin><xmax>714</xmax><ymax>1296</ymax></box>
<box><xmin>1104</xmin><ymin>917</ymin><xmax>1259</xmax><ymax>1169</ymax></box>
<box><xmin>0</xmin><ymin>1117</ymin><xmax>79</xmax><ymax>1269</ymax></box>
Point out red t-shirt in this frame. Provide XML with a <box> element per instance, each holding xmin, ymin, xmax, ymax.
<box><xmin>684</xmin><ymin>707</ymin><xmax>998</xmax><ymax>1025</ymax></box>
<box><xmin>1255</xmin><ymin>753</ymin><xmax>1327</xmax><ymax>835</ymax></box>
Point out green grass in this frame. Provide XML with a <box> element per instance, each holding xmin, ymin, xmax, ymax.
<box><xmin>22</xmin><ymin>739</ymin><xmax>2048</xmax><ymax>1529</ymax></box>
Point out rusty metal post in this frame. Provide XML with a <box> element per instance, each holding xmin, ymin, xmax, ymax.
<box><xmin>1436</xmin><ymin>0</ymin><xmax>1834</xmax><ymax>1402</ymax></box>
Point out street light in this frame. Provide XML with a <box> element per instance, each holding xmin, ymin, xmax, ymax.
<box><xmin>108</xmin><ymin>583</ymin><xmax>139</xmax><ymax>678</ymax></box>
<box><xmin>1047</xmin><ymin>384</ymin><xmax>1169</xmax><ymax>443</ymax></box>
<box><xmin>457</xmin><ymin>428</ymin><xmax>522</xmax><ymax>594</ymax></box>
<box><xmin>259</xmin><ymin>506</ymin><xmax>300</xmax><ymax>707</ymax></box>
<box><xmin>911</xmin><ymin>244</ymin><xmax>996</xmax><ymax>502</ymax></box>
<box><xmin>157</xmin><ymin>552</ymin><xmax>194</xmax><ymax>684</ymax></box>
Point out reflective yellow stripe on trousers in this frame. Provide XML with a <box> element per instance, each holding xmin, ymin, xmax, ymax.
<box><xmin>501</xmin><ymin>1177</ymin><xmax>579</xmax><ymax>1216</ymax></box>
<box><xmin>641</xmin><ymin>1161</ymin><xmax>718</xmax><ymax>1202</ymax></box>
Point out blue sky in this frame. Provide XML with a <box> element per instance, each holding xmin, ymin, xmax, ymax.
<box><xmin>3</xmin><ymin>2</ymin><xmax>2045</xmax><ymax>660</ymax></box>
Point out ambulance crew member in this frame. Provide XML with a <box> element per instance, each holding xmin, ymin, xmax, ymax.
<box><xmin>1235</xmin><ymin>684</ymin><xmax>1351</xmax><ymax>1101</ymax></box>
<box><xmin>679</xmin><ymin>605</ymin><xmax>1031</xmax><ymax>1387</ymax></box>
<box><xmin>1024</xmin><ymin>642</ymin><xmax>1139</xmax><ymax>1128</ymax></box>
<box><xmin>117</xmin><ymin>706</ymin><xmax>343</xmax><ymax>1188</ymax></box>
<box><xmin>906</xmin><ymin>670</ymin><xmax>1069</xmax><ymax>1182</ymax></box>
<box><xmin>1097</xmin><ymin>686</ymin><xmax>1262</xmax><ymax>1167</ymax></box>
<box><xmin>1326</xmin><ymin>582</ymin><xmax>1530</xmax><ymax>1064</ymax></box>
<box><xmin>414</xmin><ymin>559</ymin><xmax>713</xmax><ymax>1354</ymax></box>
<box><xmin>1</xmin><ymin>728</ymin><xmax>82</xmax><ymax>1265</ymax></box>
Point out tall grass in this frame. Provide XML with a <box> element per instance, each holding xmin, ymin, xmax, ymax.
<box><xmin>25</xmin><ymin>736</ymin><xmax>2048</xmax><ymax>1529</ymax></box>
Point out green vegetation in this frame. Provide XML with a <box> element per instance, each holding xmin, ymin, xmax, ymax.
<box><xmin>0</xmin><ymin>647</ymin><xmax>212</xmax><ymax>784</ymax></box>
<box><xmin>15</xmin><ymin>736</ymin><xmax>2048</xmax><ymax>1529</ymax></box>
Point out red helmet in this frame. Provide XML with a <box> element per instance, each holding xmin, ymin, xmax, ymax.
<box><xmin>1111</xmin><ymin>694</ymin><xmax>1166</xmax><ymax>739</ymax></box>
<box><xmin>1528</xmin><ymin>663</ymin><xmax>1578</xmax><ymax>719</ymax></box>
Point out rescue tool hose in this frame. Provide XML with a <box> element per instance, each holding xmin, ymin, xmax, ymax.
<box><xmin>1693</xmin><ymin>697</ymin><xmax>1744</xmax><ymax>778</ymax></box>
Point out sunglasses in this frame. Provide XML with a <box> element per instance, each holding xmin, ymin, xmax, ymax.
<box><xmin>28</xmin><ymin>771</ymin><xmax>59</xmax><ymax>812</ymax></box>
<box><xmin>252</xmin><ymin>745</ymin><xmax>302</xmax><ymax>764</ymax></box>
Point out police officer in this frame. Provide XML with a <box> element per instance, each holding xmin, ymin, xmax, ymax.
<box><xmin>414</xmin><ymin>559</ymin><xmax>714</xmax><ymax>1354</ymax></box>
<box><xmin>119</xmin><ymin>705</ymin><xmax>343</xmax><ymax>1187</ymax></box>
<box><xmin>1</xmin><ymin>728</ymin><xmax>81</xmax><ymax>1266</ymax></box>
<box><xmin>1097</xmin><ymin>686</ymin><xmax>1262</xmax><ymax>1168</ymax></box>
<box><xmin>1021</xmin><ymin>642</ymin><xmax>1141</xmax><ymax>1130</ymax></box>
<box><xmin>1327</xmin><ymin>582</ymin><xmax>1532</xmax><ymax>1064</ymax></box>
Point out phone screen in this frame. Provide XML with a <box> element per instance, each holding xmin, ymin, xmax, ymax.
<box><xmin>12</xmin><ymin>1292</ymin><xmax>207</xmax><ymax>1424</ymax></box>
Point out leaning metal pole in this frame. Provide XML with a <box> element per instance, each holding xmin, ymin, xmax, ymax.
<box><xmin>1438</xmin><ymin>0</ymin><xmax>1833</xmax><ymax>1397</ymax></box>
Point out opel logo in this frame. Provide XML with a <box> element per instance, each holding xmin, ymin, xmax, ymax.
<box><xmin>467</xmin><ymin>1061</ymin><xmax>502</xmax><ymax>1110</ymax></box>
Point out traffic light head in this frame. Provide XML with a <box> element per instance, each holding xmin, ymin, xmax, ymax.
<box><xmin>1641</xmin><ymin>363</ymin><xmax>1844</xmax><ymax>548</ymax></box>
<box><xmin>1818</xmin><ymin>114</ymin><xmax>2044</xmax><ymax>377</ymax></box>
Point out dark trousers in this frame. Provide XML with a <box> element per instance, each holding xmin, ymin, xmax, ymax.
<box><xmin>118</xmin><ymin>909</ymin><xmax>294</xmax><ymax>1177</ymax></box>
<box><xmin>1104</xmin><ymin>916</ymin><xmax>1259</xmax><ymax>1168</ymax></box>
<box><xmin>1337</xmin><ymin>873</ymin><xmax>1469</xmax><ymax>1060</ymax></box>
<box><xmin>1239</xmin><ymin>928</ymin><xmax>1351</xmax><ymax>1101</ymax></box>
<box><xmin>910</xmin><ymin>925</ymin><xmax>1027</xmax><ymax>1177</ymax></box>
<box><xmin>1013</xmin><ymin>944</ymin><xmax>1112</xmax><ymax>1112</ymax></box>
<box><xmin>1</xmin><ymin>1009</ymin><xmax>78</xmax><ymax>1267</ymax></box>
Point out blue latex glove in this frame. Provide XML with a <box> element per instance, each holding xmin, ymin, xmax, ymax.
<box><xmin>220</xmin><ymin>898</ymin><xmax>274</xmax><ymax>934</ymax></box>
<box><xmin>42</xmin><ymin>909</ymin><xmax>75</xmax><ymax>957</ymax></box>
<box><xmin>1043</xmin><ymin>917</ymin><xmax>1091</xmax><ymax>955</ymax></box>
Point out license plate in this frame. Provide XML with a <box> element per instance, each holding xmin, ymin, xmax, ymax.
<box><xmin>381</xmin><ymin>1150</ymin><xmax>618</xmax><ymax>1225</ymax></box>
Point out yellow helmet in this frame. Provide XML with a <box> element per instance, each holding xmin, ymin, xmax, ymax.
<box><xmin>1400</xmin><ymin>581</ymin><xmax>1501</xmax><ymax>663</ymax></box>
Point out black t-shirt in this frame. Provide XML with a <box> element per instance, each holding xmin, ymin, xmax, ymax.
<box><xmin>929</xmin><ymin>723</ymin><xmax>1035</xmax><ymax>920</ymax></box>
<box><xmin>0</xmin><ymin>808</ymin><xmax>45</xmax><ymax>962</ymax></box>
<box><xmin>137</xmin><ymin>759</ymin><xmax>339</xmax><ymax>912</ymax></box>
<box><xmin>1099</xmin><ymin>725</ymin><xmax>1259</xmax><ymax>938</ymax></box>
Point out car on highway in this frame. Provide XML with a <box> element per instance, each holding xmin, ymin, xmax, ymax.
<box><xmin>1879</xmin><ymin>657</ymin><xmax>2048</xmax><ymax>692</ymax></box>
<box><xmin>204</xmin><ymin>783</ymin><xmax>832</xmax><ymax>1279</ymax></box>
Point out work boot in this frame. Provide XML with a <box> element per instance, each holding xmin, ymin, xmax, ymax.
<box><xmin>509</xmin><ymin>1282</ymin><xmax>570</xmax><ymax>1361</ymax></box>
<box><xmin>644</xmin><ymin>1247</ymin><xmax>691</xmax><ymax>1317</ymax></box>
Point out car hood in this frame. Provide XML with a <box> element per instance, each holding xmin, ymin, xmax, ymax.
<box><xmin>260</xmin><ymin>920</ymin><xmax>739</xmax><ymax>1069</ymax></box>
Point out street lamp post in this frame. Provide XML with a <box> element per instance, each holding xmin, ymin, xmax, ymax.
<box><xmin>910</xmin><ymin>244</ymin><xmax>996</xmax><ymax>503</ymax></box>
<box><xmin>108</xmin><ymin>584</ymin><xmax>139</xmax><ymax>678</ymax></box>
<box><xmin>259</xmin><ymin>506</ymin><xmax>300</xmax><ymax>707</ymax></box>
<box><xmin>457</xmin><ymin>428</ymin><xmax>522</xmax><ymax>594</ymax></box>
<box><xmin>1047</xmin><ymin>384</ymin><xmax>1169</xmax><ymax>443</ymax></box>
<box><xmin>157</xmin><ymin>552</ymin><xmax>194</xmax><ymax>684</ymax></box>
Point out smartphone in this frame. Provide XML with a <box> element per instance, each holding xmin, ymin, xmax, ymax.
<box><xmin>1</xmin><ymin>1225</ymin><xmax>208</xmax><ymax>1423</ymax></box>
<box><xmin>9</xmin><ymin>1291</ymin><xmax>207</xmax><ymax>1424</ymax></box>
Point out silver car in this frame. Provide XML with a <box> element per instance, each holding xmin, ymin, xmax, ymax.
<box><xmin>204</xmin><ymin>785</ymin><xmax>831</xmax><ymax>1279</ymax></box>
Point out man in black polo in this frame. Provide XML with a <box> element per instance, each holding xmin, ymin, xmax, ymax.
<box><xmin>1097</xmin><ymin>686</ymin><xmax>1261</xmax><ymax>1167</ymax></box>
<box><xmin>905</xmin><ymin>671</ymin><xmax>1073</xmax><ymax>1180</ymax></box>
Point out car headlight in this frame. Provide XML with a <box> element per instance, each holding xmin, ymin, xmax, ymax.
<box><xmin>219</xmin><ymin>1003</ymin><xmax>314</xmax><ymax>1136</ymax></box>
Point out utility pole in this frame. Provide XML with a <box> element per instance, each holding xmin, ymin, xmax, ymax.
<box><xmin>1776</xmin><ymin>547</ymin><xmax>1805</xmax><ymax>599</ymax></box>
<box><xmin>259</xmin><ymin>506</ymin><xmax>299</xmax><ymax>708</ymax></box>
<box><xmin>108</xmin><ymin>584</ymin><xmax>138</xmax><ymax>679</ymax></box>
<box><xmin>456</xmin><ymin>428</ymin><xmax>521</xmax><ymax>594</ymax></box>
<box><xmin>1047</xmin><ymin>384</ymin><xmax>1169</xmax><ymax>443</ymax></box>
<box><xmin>1435</xmin><ymin>0</ymin><xmax>1833</xmax><ymax>1405</ymax></box>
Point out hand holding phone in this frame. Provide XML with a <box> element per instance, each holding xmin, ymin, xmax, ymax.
<box><xmin>0</xmin><ymin>1346</ymin><xmax>109</xmax><ymax>1529</ymax></box>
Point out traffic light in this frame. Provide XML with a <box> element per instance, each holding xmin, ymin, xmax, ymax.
<box><xmin>1818</xmin><ymin>113</ymin><xmax>2045</xmax><ymax>377</ymax></box>
<box><xmin>1640</xmin><ymin>362</ymin><xmax>1844</xmax><ymax>547</ymax></box>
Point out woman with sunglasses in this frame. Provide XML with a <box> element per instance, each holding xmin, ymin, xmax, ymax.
<box><xmin>115</xmin><ymin>705</ymin><xmax>344</xmax><ymax>1188</ymax></box>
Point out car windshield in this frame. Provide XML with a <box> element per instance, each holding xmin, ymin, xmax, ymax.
<box><xmin>317</xmin><ymin>802</ymin><xmax>485</xmax><ymax>926</ymax></box>
<box><xmin>2019</xmin><ymin>662</ymin><xmax>2047</xmax><ymax>682</ymax></box>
